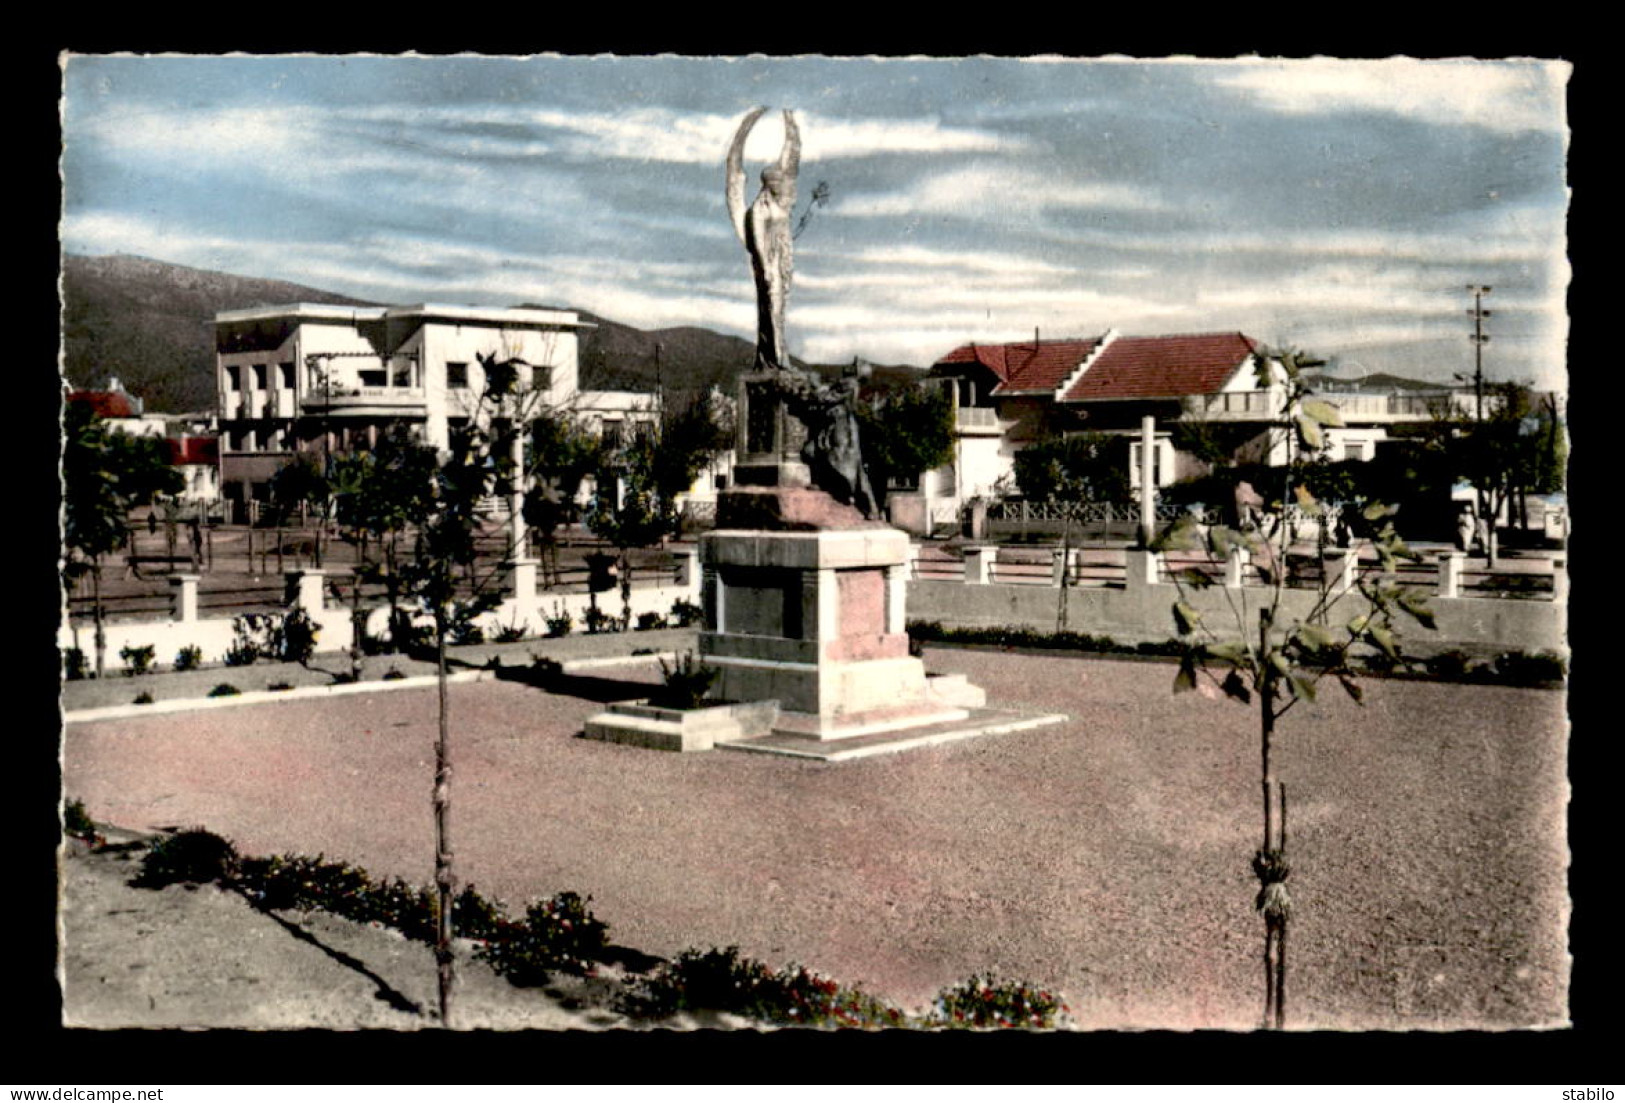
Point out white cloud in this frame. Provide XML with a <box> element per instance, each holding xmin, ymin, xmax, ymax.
<box><xmin>840</xmin><ymin>164</ymin><xmax>1168</xmax><ymax>218</ymax></box>
<box><xmin>70</xmin><ymin>104</ymin><xmax>315</xmax><ymax>161</ymax></box>
<box><xmin>1212</xmin><ymin>58</ymin><xmax>1569</xmax><ymax>135</ymax></box>
<box><xmin>346</xmin><ymin>104</ymin><xmax>1022</xmax><ymax>165</ymax></box>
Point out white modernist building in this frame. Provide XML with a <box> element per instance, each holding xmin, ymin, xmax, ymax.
<box><xmin>214</xmin><ymin>302</ymin><xmax>591</xmax><ymax>515</ymax></box>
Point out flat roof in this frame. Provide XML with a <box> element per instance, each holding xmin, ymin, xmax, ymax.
<box><xmin>214</xmin><ymin>302</ymin><xmax>593</xmax><ymax>328</ymax></box>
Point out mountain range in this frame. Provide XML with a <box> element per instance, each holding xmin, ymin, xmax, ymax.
<box><xmin>60</xmin><ymin>254</ymin><xmax>921</xmax><ymax>415</ymax></box>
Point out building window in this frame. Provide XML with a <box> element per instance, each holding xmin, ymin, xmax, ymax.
<box><xmin>446</xmin><ymin>362</ymin><xmax>469</xmax><ymax>389</ymax></box>
<box><xmin>532</xmin><ymin>364</ymin><xmax>553</xmax><ymax>392</ymax></box>
<box><xmin>1343</xmin><ymin>441</ymin><xmax>1366</xmax><ymax>462</ymax></box>
<box><xmin>253</xmin><ymin>364</ymin><xmax>268</xmax><ymax>391</ymax></box>
<box><xmin>601</xmin><ymin>419</ymin><xmax>623</xmax><ymax>448</ymax></box>
<box><xmin>227</xmin><ymin>365</ymin><xmax>242</xmax><ymax>392</ymax></box>
<box><xmin>280</xmin><ymin>363</ymin><xmax>296</xmax><ymax>389</ymax></box>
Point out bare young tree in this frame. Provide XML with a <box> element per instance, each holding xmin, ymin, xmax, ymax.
<box><xmin>1152</xmin><ymin>348</ymin><xmax>1437</xmax><ymax>1029</ymax></box>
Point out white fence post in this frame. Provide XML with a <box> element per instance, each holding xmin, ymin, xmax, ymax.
<box><xmin>168</xmin><ymin>573</ymin><xmax>200</xmax><ymax>623</ymax></box>
<box><xmin>1551</xmin><ymin>556</ymin><xmax>1569</xmax><ymax>605</ymax></box>
<box><xmin>1123</xmin><ymin>548</ymin><xmax>1159</xmax><ymax>591</ymax></box>
<box><xmin>1437</xmin><ymin>551</ymin><xmax>1464</xmax><ymax>599</ymax></box>
<box><xmin>672</xmin><ymin>547</ymin><xmax>699</xmax><ymax>591</ymax></box>
<box><xmin>1324</xmin><ymin>549</ymin><xmax>1358</xmax><ymax>595</ymax></box>
<box><xmin>286</xmin><ymin>569</ymin><xmax>327</xmax><ymax>616</ymax></box>
<box><xmin>1225</xmin><ymin>546</ymin><xmax>1251</xmax><ymax>589</ymax></box>
<box><xmin>1051</xmin><ymin>547</ymin><xmax>1068</xmax><ymax>587</ymax></box>
<box><xmin>964</xmin><ymin>546</ymin><xmax>992</xmax><ymax>585</ymax></box>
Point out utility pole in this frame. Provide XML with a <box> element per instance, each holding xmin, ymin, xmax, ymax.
<box><xmin>1467</xmin><ymin>285</ymin><xmax>1492</xmax><ymax>423</ymax></box>
<box><xmin>1465</xmin><ymin>285</ymin><xmax>1494</xmax><ymax>564</ymax></box>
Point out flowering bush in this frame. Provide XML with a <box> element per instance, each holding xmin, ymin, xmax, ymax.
<box><xmin>583</xmin><ymin>605</ymin><xmax>616</xmax><ymax>635</ymax></box>
<box><xmin>636</xmin><ymin>611</ymin><xmax>668</xmax><ymax>631</ymax></box>
<box><xmin>119</xmin><ymin>643</ymin><xmax>156</xmax><ymax>677</ymax></box>
<box><xmin>277</xmin><ymin>608</ymin><xmax>320</xmax><ymax>664</ymax></box>
<box><xmin>475</xmin><ymin>891</ymin><xmax>610</xmax><ymax>986</ymax></box>
<box><xmin>63</xmin><ymin>799</ymin><xmax>99</xmax><ymax>843</ymax></box>
<box><xmin>63</xmin><ymin>648</ymin><xmax>89</xmax><ymax>681</ymax></box>
<box><xmin>927</xmin><ymin>974</ymin><xmax>1068</xmax><ymax>1030</ymax></box>
<box><xmin>545</xmin><ymin>607</ymin><xmax>573</xmax><ymax>638</ymax></box>
<box><xmin>133</xmin><ymin>828</ymin><xmax>241</xmax><ymax>888</ymax></box>
<box><xmin>620</xmin><ymin>945</ymin><xmax>904</xmax><ymax>1029</ymax></box>
<box><xmin>652</xmin><ymin>651</ymin><xmax>718</xmax><ymax>710</ymax></box>
<box><xmin>668</xmin><ymin>599</ymin><xmax>704</xmax><ymax>628</ymax></box>
<box><xmin>173</xmin><ymin>644</ymin><xmax>203</xmax><ymax>672</ymax></box>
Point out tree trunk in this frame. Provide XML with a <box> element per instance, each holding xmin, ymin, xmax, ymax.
<box><xmin>91</xmin><ymin>561</ymin><xmax>106</xmax><ymax>679</ymax></box>
<box><xmin>1257</xmin><ymin>607</ymin><xmax>1288</xmax><ymax>1031</ymax></box>
<box><xmin>433</xmin><ymin>608</ymin><xmax>455</xmax><ymax>1028</ymax></box>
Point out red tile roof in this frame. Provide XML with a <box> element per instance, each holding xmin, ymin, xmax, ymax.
<box><xmin>1060</xmin><ymin>332</ymin><xmax>1261</xmax><ymax>402</ymax></box>
<box><xmin>937</xmin><ymin>338</ymin><xmax>1105</xmax><ymax>395</ymax></box>
<box><xmin>67</xmin><ymin>390</ymin><xmax>139</xmax><ymax>419</ymax></box>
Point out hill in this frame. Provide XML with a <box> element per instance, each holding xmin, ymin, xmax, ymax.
<box><xmin>1303</xmin><ymin>370</ymin><xmax>1442</xmax><ymax>393</ymax></box>
<box><xmin>61</xmin><ymin>254</ymin><xmax>929</xmax><ymax>416</ymax></box>
<box><xmin>61</xmin><ymin>254</ymin><xmax>378</xmax><ymax>412</ymax></box>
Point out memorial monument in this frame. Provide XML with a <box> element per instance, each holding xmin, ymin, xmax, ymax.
<box><xmin>588</xmin><ymin>107</ymin><xmax>1061</xmax><ymax>757</ymax></box>
<box><xmin>697</xmin><ymin>107</ymin><xmax>984</xmax><ymax>742</ymax></box>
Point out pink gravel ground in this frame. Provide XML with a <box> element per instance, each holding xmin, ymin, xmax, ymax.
<box><xmin>61</xmin><ymin>650</ymin><xmax>1569</xmax><ymax>1030</ymax></box>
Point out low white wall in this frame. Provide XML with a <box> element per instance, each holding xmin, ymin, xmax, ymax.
<box><xmin>61</xmin><ymin>570</ymin><xmax>702</xmax><ymax>674</ymax></box>
<box><xmin>907</xmin><ymin>551</ymin><xmax>1566</xmax><ymax>656</ymax></box>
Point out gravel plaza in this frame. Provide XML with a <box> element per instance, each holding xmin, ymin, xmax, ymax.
<box><xmin>61</xmin><ymin>647</ymin><xmax>1569</xmax><ymax>1030</ymax></box>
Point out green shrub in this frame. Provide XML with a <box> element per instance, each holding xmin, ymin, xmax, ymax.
<box><xmin>226</xmin><ymin>613</ymin><xmax>278</xmax><ymax>666</ymax></box>
<box><xmin>1492</xmin><ymin>649</ymin><xmax>1567</xmax><ymax>686</ymax></box>
<box><xmin>63</xmin><ymin>799</ymin><xmax>96</xmax><ymax>841</ymax></box>
<box><xmin>208</xmin><ymin>683</ymin><xmax>242</xmax><ymax>697</ymax></box>
<box><xmin>1423</xmin><ymin>650</ymin><xmax>1475</xmax><ymax>681</ymax></box>
<box><xmin>133</xmin><ymin>829</ymin><xmax>240</xmax><ymax>888</ymax></box>
<box><xmin>545</xmin><ymin>608</ymin><xmax>573</xmax><ymax>638</ymax></box>
<box><xmin>267</xmin><ymin>682</ymin><xmax>294</xmax><ymax>692</ymax></box>
<box><xmin>277</xmin><ymin>608</ymin><xmax>320</xmax><ymax>665</ymax></box>
<box><xmin>927</xmin><ymin>974</ymin><xmax>1069</xmax><ymax>1030</ymax></box>
<box><xmin>669</xmin><ymin>599</ymin><xmax>705</xmax><ymax>628</ymax></box>
<box><xmin>382</xmin><ymin>667</ymin><xmax>407</xmax><ymax>681</ymax></box>
<box><xmin>133</xmin><ymin>691</ymin><xmax>155</xmax><ymax>705</ymax></box>
<box><xmin>620</xmin><ymin>945</ymin><xmax>904</xmax><ymax>1028</ymax></box>
<box><xmin>63</xmin><ymin>648</ymin><xmax>89</xmax><ymax>681</ymax></box>
<box><xmin>636</xmin><ymin>611</ymin><xmax>668</xmax><ymax>631</ymax></box>
<box><xmin>119</xmin><ymin>643</ymin><xmax>156</xmax><ymax>677</ymax></box>
<box><xmin>475</xmin><ymin>891</ymin><xmax>610</xmax><ymax>986</ymax></box>
<box><xmin>173</xmin><ymin>645</ymin><xmax>203</xmax><ymax>672</ymax></box>
<box><xmin>583</xmin><ymin>606</ymin><xmax>615</xmax><ymax>635</ymax></box>
<box><xmin>450</xmin><ymin>618</ymin><xmax>486</xmax><ymax>646</ymax></box>
<box><xmin>494</xmin><ymin>621</ymin><xmax>528</xmax><ymax>644</ymax></box>
<box><xmin>652</xmin><ymin>652</ymin><xmax>719</xmax><ymax>710</ymax></box>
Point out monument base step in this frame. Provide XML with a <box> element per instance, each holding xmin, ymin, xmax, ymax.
<box><xmin>768</xmin><ymin>702</ymin><xmax>970</xmax><ymax>740</ymax></box>
<box><xmin>716</xmin><ymin>707</ymin><xmax>1068</xmax><ymax>762</ymax></box>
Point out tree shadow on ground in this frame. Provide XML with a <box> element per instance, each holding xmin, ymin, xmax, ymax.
<box><xmin>488</xmin><ymin>662</ymin><xmax>655</xmax><ymax>703</ymax></box>
<box><xmin>250</xmin><ymin>902</ymin><xmax>425</xmax><ymax>1017</ymax></box>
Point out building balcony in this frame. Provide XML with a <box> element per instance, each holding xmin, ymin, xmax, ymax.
<box><xmin>955</xmin><ymin>405</ymin><xmax>1003</xmax><ymax>434</ymax></box>
<box><xmin>1183</xmin><ymin>390</ymin><xmax>1467</xmax><ymax>423</ymax></box>
<box><xmin>299</xmin><ymin>387</ymin><xmax>429</xmax><ymax>417</ymax></box>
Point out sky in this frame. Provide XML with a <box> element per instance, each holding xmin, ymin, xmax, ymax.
<box><xmin>59</xmin><ymin>54</ymin><xmax>1571</xmax><ymax>393</ymax></box>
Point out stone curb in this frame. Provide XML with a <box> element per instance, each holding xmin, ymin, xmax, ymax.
<box><xmin>62</xmin><ymin>669</ymin><xmax>498</xmax><ymax>723</ymax></box>
<box><xmin>61</xmin><ymin>652</ymin><xmax>680</xmax><ymax>725</ymax></box>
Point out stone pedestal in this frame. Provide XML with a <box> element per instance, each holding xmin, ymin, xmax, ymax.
<box><xmin>699</xmin><ymin>512</ymin><xmax>983</xmax><ymax>741</ymax></box>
